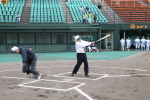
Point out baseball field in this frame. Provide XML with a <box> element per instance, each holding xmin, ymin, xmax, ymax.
<box><xmin>0</xmin><ymin>51</ymin><xmax>150</xmax><ymax>100</ymax></box>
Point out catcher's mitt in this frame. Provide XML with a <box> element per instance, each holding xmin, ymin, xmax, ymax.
<box><xmin>22</xmin><ymin>63</ymin><xmax>30</xmax><ymax>75</ymax></box>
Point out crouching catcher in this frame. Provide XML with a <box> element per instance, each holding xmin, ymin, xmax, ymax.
<box><xmin>11</xmin><ymin>46</ymin><xmax>41</xmax><ymax>80</ymax></box>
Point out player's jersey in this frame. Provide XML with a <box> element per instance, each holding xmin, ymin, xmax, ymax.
<box><xmin>146</xmin><ymin>40</ymin><xmax>150</xmax><ymax>45</ymax></box>
<box><xmin>141</xmin><ymin>38</ymin><xmax>145</xmax><ymax>44</ymax></box>
<box><xmin>135</xmin><ymin>39</ymin><xmax>140</xmax><ymax>43</ymax></box>
<box><xmin>126</xmin><ymin>39</ymin><xmax>131</xmax><ymax>44</ymax></box>
<box><xmin>120</xmin><ymin>39</ymin><xmax>125</xmax><ymax>44</ymax></box>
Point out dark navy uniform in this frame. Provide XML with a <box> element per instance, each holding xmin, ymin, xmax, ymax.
<box><xmin>19</xmin><ymin>47</ymin><xmax>40</xmax><ymax>78</ymax></box>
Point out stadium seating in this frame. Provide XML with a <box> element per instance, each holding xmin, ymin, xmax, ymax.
<box><xmin>66</xmin><ymin>0</ymin><xmax>108</xmax><ymax>23</ymax></box>
<box><xmin>0</xmin><ymin>0</ymin><xmax>25</xmax><ymax>23</ymax></box>
<box><xmin>143</xmin><ymin>0</ymin><xmax>150</xmax><ymax>5</ymax></box>
<box><xmin>104</xmin><ymin>0</ymin><xmax>150</xmax><ymax>23</ymax></box>
<box><xmin>30</xmin><ymin>0</ymin><xmax>65</xmax><ymax>23</ymax></box>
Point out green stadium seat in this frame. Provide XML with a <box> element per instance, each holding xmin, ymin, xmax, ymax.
<box><xmin>30</xmin><ymin>0</ymin><xmax>65</xmax><ymax>23</ymax></box>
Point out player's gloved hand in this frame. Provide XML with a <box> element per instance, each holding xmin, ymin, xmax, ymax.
<box><xmin>22</xmin><ymin>63</ymin><xmax>28</xmax><ymax>73</ymax></box>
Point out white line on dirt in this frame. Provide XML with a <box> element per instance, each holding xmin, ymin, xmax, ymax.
<box><xmin>75</xmin><ymin>87</ymin><xmax>94</xmax><ymax>100</ymax></box>
<box><xmin>18</xmin><ymin>78</ymin><xmax>85</xmax><ymax>91</ymax></box>
<box><xmin>121</xmin><ymin>68</ymin><xmax>147</xmax><ymax>71</ymax></box>
<box><xmin>93</xmin><ymin>74</ymin><xmax>109</xmax><ymax>80</ymax></box>
<box><xmin>17</xmin><ymin>85</ymin><xmax>68</xmax><ymax>91</ymax></box>
<box><xmin>0</xmin><ymin>69</ymin><xmax>20</xmax><ymax>73</ymax></box>
<box><xmin>1</xmin><ymin>76</ymin><xmax>27</xmax><ymax>79</ymax></box>
<box><xmin>105</xmin><ymin>74</ymin><xmax>150</xmax><ymax>78</ymax></box>
<box><xmin>39</xmin><ymin>66</ymin><xmax>147</xmax><ymax>72</ymax></box>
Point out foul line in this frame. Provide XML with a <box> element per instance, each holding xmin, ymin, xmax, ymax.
<box><xmin>75</xmin><ymin>87</ymin><xmax>94</xmax><ymax>100</ymax></box>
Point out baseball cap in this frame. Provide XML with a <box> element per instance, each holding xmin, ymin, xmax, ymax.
<box><xmin>11</xmin><ymin>46</ymin><xmax>18</xmax><ymax>53</ymax></box>
<box><xmin>74</xmin><ymin>35</ymin><xmax>80</xmax><ymax>41</ymax></box>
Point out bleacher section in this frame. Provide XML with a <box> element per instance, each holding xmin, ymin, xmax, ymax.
<box><xmin>67</xmin><ymin>0</ymin><xmax>108</xmax><ymax>23</ymax></box>
<box><xmin>30</xmin><ymin>0</ymin><xmax>65</xmax><ymax>23</ymax></box>
<box><xmin>104</xmin><ymin>0</ymin><xmax>150</xmax><ymax>23</ymax></box>
<box><xmin>143</xmin><ymin>0</ymin><xmax>150</xmax><ymax>5</ymax></box>
<box><xmin>0</xmin><ymin>0</ymin><xmax>25</xmax><ymax>23</ymax></box>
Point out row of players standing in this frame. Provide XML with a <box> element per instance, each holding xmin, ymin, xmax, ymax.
<box><xmin>120</xmin><ymin>36</ymin><xmax>150</xmax><ymax>51</ymax></box>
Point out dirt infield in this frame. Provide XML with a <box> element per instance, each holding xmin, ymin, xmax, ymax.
<box><xmin>0</xmin><ymin>51</ymin><xmax>150</xmax><ymax>100</ymax></box>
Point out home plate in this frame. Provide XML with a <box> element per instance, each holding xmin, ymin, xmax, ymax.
<box><xmin>64</xmin><ymin>78</ymin><xmax>75</xmax><ymax>82</ymax></box>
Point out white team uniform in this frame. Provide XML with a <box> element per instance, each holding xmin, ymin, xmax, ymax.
<box><xmin>135</xmin><ymin>38</ymin><xmax>140</xmax><ymax>50</ymax></box>
<box><xmin>87</xmin><ymin>46</ymin><xmax>92</xmax><ymax>52</ymax></box>
<box><xmin>141</xmin><ymin>38</ymin><xmax>146</xmax><ymax>50</ymax></box>
<box><xmin>146</xmin><ymin>39</ymin><xmax>150</xmax><ymax>50</ymax></box>
<box><xmin>16</xmin><ymin>15</ymin><xmax>20</xmax><ymax>21</ymax></box>
<box><xmin>126</xmin><ymin>39</ymin><xmax>131</xmax><ymax>51</ymax></box>
<box><xmin>120</xmin><ymin>39</ymin><xmax>125</xmax><ymax>51</ymax></box>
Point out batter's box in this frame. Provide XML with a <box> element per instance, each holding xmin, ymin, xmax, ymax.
<box><xmin>51</xmin><ymin>72</ymin><xmax>109</xmax><ymax>80</ymax></box>
<box><xmin>18</xmin><ymin>79</ymin><xmax>85</xmax><ymax>91</ymax></box>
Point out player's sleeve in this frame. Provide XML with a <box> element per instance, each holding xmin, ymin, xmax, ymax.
<box><xmin>76</xmin><ymin>42</ymin><xmax>91</xmax><ymax>47</ymax></box>
<box><xmin>20</xmin><ymin>48</ymin><xmax>28</xmax><ymax>63</ymax></box>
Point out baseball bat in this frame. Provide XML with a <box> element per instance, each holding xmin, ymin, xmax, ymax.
<box><xmin>95</xmin><ymin>34</ymin><xmax>110</xmax><ymax>42</ymax></box>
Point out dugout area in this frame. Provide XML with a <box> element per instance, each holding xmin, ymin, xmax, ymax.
<box><xmin>120</xmin><ymin>30</ymin><xmax>150</xmax><ymax>49</ymax></box>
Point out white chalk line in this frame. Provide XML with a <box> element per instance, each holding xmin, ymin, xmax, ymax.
<box><xmin>18</xmin><ymin>78</ymin><xmax>85</xmax><ymax>91</ymax></box>
<box><xmin>48</xmin><ymin>72</ymin><xmax>108</xmax><ymax>80</ymax></box>
<box><xmin>75</xmin><ymin>87</ymin><xmax>94</xmax><ymax>100</ymax></box>
<box><xmin>0</xmin><ymin>67</ymin><xmax>149</xmax><ymax>100</ymax></box>
<box><xmin>105</xmin><ymin>74</ymin><xmax>150</xmax><ymax>78</ymax></box>
<box><xmin>0</xmin><ymin>76</ymin><xmax>27</xmax><ymax>80</ymax></box>
<box><xmin>38</xmin><ymin>66</ymin><xmax>147</xmax><ymax>72</ymax></box>
<box><xmin>0</xmin><ymin>69</ymin><xmax>20</xmax><ymax>73</ymax></box>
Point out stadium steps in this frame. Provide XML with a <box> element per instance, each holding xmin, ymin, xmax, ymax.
<box><xmin>61</xmin><ymin>1</ymin><xmax>73</xmax><ymax>23</ymax></box>
<box><xmin>100</xmin><ymin>8</ymin><xmax>125</xmax><ymax>23</ymax></box>
<box><xmin>90</xmin><ymin>0</ymin><xmax>125</xmax><ymax>23</ymax></box>
<box><xmin>21</xmin><ymin>0</ymin><xmax>31</xmax><ymax>23</ymax></box>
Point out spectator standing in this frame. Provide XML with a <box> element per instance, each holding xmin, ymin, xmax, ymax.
<box><xmin>85</xmin><ymin>6</ymin><xmax>89</xmax><ymax>12</ymax></box>
<box><xmin>107</xmin><ymin>42</ymin><xmax>111</xmax><ymax>50</ymax></box>
<box><xmin>16</xmin><ymin>14</ymin><xmax>21</xmax><ymax>22</ymax></box>
<box><xmin>94</xmin><ymin>14</ymin><xmax>97</xmax><ymax>23</ymax></box>
<box><xmin>65</xmin><ymin>0</ymin><xmax>70</xmax><ymax>5</ymax></box>
<box><xmin>82</xmin><ymin>13</ymin><xmax>87</xmax><ymax>23</ymax></box>
<box><xmin>116</xmin><ymin>1</ymin><xmax>120</xmax><ymax>6</ymax></box>
<box><xmin>79</xmin><ymin>6</ymin><xmax>84</xmax><ymax>12</ymax></box>
<box><xmin>87</xmin><ymin>12</ymin><xmax>93</xmax><ymax>24</ymax></box>
<box><xmin>97</xmin><ymin>2</ymin><xmax>102</xmax><ymax>9</ymax></box>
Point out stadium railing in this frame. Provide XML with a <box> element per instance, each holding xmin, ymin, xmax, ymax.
<box><xmin>104</xmin><ymin>0</ymin><xmax>150</xmax><ymax>23</ymax></box>
<box><xmin>94</xmin><ymin>0</ymin><xmax>119</xmax><ymax>23</ymax></box>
